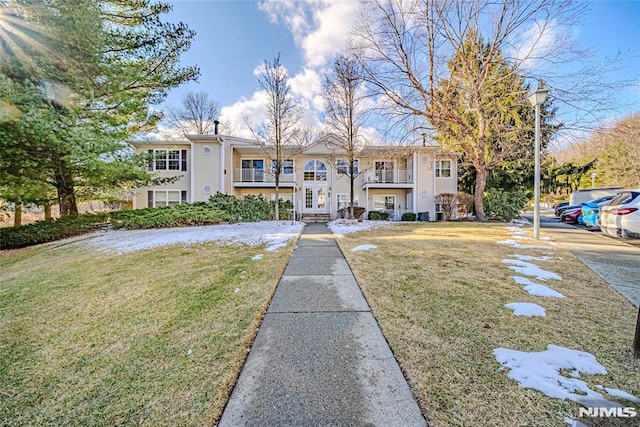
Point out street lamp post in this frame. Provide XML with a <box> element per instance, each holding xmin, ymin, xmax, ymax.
<box><xmin>591</xmin><ymin>172</ymin><xmax>597</xmax><ymax>189</ymax></box>
<box><xmin>528</xmin><ymin>88</ymin><xmax>549</xmax><ymax>240</ymax></box>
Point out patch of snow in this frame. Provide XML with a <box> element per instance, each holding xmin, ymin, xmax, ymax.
<box><xmin>595</xmin><ymin>385</ymin><xmax>640</xmax><ymax>402</ymax></box>
<box><xmin>511</xmin><ymin>276</ymin><xmax>539</xmax><ymax>286</ymax></box>
<box><xmin>75</xmin><ymin>221</ymin><xmax>304</xmax><ymax>254</ymax></box>
<box><xmin>510</xmin><ymin>218</ymin><xmax>531</xmax><ymax>226</ymax></box>
<box><xmin>523</xmin><ymin>284</ymin><xmax>565</xmax><ymax>298</ymax></box>
<box><xmin>328</xmin><ymin>219</ymin><xmax>396</xmax><ymax>237</ymax></box>
<box><xmin>505</xmin><ymin>302</ymin><xmax>546</xmax><ymax>317</ymax></box>
<box><xmin>187</xmin><ymin>349</ymin><xmax>192</xmax><ymax>356</ymax></box>
<box><xmin>502</xmin><ymin>259</ymin><xmax>562</xmax><ymax>281</ymax></box>
<box><xmin>351</xmin><ymin>244</ymin><xmax>378</xmax><ymax>252</ymax></box>
<box><xmin>252</xmin><ymin>254</ymin><xmax>264</xmax><ymax>260</ymax></box>
<box><xmin>493</xmin><ymin>344</ymin><xmax>617</xmax><ymax>408</ymax></box>
<box><xmin>234</xmin><ymin>287</ymin><xmax>240</xmax><ymax>293</ymax></box>
<box><xmin>497</xmin><ymin>239</ymin><xmax>554</xmax><ymax>250</ymax></box>
<box><xmin>510</xmin><ymin>254</ymin><xmax>553</xmax><ymax>262</ymax></box>
<box><xmin>564</xmin><ymin>417</ymin><xmax>587</xmax><ymax>427</ymax></box>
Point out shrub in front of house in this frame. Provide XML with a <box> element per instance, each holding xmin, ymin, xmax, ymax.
<box><xmin>337</xmin><ymin>206</ymin><xmax>366</xmax><ymax>220</ymax></box>
<box><xmin>0</xmin><ymin>213</ymin><xmax>109</xmax><ymax>249</ymax></box>
<box><xmin>401</xmin><ymin>212</ymin><xmax>417</xmax><ymax>221</ymax></box>
<box><xmin>110</xmin><ymin>203</ymin><xmax>226</xmax><ymax>229</ymax></box>
<box><xmin>483</xmin><ymin>188</ymin><xmax>529</xmax><ymax>221</ymax></box>
<box><xmin>368</xmin><ymin>210</ymin><xmax>389</xmax><ymax>221</ymax></box>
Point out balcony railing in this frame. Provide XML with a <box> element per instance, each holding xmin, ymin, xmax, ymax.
<box><xmin>364</xmin><ymin>170</ymin><xmax>413</xmax><ymax>184</ymax></box>
<box><xmin>233</xmin><ymin>168</ymin><xmax>295</xmax><ymax>184</ymax></box>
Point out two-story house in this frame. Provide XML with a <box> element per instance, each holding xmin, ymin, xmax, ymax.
<box><xmin>132</xmin><ymin>130</ymin><xmax>458</xmax><ymax>221</ymax></box>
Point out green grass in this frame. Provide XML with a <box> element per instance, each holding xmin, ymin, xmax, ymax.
<box><xmin>0</xmin><ymin>238</ymin><xmax>295</xmax><ymax>425</ymax></box>
<box><xmin>337</xmin><ymin>222</ymin><xmax>640</xmax><ymax>427</ymax></box>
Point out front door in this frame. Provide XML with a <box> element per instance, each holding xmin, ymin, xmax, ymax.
<box><xmin>304</xmin><ymin>186</ymin><xmax>328</xmax><ymax>213</ymax></box>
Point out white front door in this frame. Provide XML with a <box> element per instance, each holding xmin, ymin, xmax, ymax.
<box><xmin>304</xmin><ymin>186</ymin><xmax>328</xmax><ymax>213</ymax></box>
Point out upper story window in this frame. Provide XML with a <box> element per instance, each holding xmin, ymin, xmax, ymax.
<box><xmin>436</xmin><ymin>160</ymin><xmax>451</xmax><ymax>178</ymax></box>
<box><xmin>337</xmin><ymin>159</ymin><xmax>359</xmax><ymax>175</ymax></box>
<box><xmin>375</xmin><ymin>160</ymin><xmax>395</xmax><ymax>183</ymax></box>
<box><xmin>272</xmin><ymin>159</ymin><xmax>294</xmax><ymax>175</ymax></box>
<box><xmin>303</xmin><ymin>160</ymin><xmax>327</xmax><ymax>181</ymax></box>
<box><xmin>148</xmin><ymin>149</ymin><xmax>187</xmax><ymax>171</ymax></box>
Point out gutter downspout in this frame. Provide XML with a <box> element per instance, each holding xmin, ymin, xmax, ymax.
<box><xmin>190</xmin><ymin>141</ymin><xmax>194</xmax><ymax>202</ymax></box>
<box><xmin>219</xmin><ymin>138</ymin><xmax>225</xmax><ymax>194</ymax></box>
<box><xmin>432</xmin><ymin>154</ymin><xmax>437</xmax><ymax>221</ymax></box>
<box><xmin>412</xmin><ymin>152</ymin><xmax>418</xmax><ymax>213</ymax></box>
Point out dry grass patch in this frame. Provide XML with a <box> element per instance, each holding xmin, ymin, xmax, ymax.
<box><xmin>337</xmin><ymin>222</ymin><xmax>639</xmax><ymax>427</ymax></box>
<box><xmin>0</xmin><ymin>238</ymin><xmax>295</xmax><ymax>426</ymax></box>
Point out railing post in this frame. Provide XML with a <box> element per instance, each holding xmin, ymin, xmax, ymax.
<box><xmin>634</xmin><ymin>305</ymin><xmax>640</xmax><ymax>357</ymax></box>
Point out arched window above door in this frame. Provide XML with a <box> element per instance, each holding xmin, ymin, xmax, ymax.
<box><xmin>303</xmin><ymin>160</ymin><xmax>327</xmax><ymax>181</ymax></box>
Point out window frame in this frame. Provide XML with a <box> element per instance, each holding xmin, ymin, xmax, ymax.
<box><xmin>148</xmin><ymin>190</ymin><xmax>187</xmax><ymax>208</ymax></box>
<box><xmin>372</xmin><ymin>195</ymin><xmax>395</xmax><ymax>211</ymax></box>
<box><xmin>272</xmin><ymin>159</ymin><xmax>294</xmax><ymax>175</ymax></box>
<box><xmin>336</xmin><ymin>193</ymin><xmax>359</xmax><ymax>210</ymax></box>
<box><xmin>435</xmin><ymin>160</ymin><xmax>452</xmax><ymax>178</ymax></box>
<box><xmin>337</xmin><ymin>159</ymin><xmax>359</xmax><ymax>175</ymax></box>
<box><xmin>148</xmin><ymin>149</ymin><xmax>187</xmax><ymax>172</ymax></box>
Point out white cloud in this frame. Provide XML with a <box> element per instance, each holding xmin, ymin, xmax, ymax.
<box><xmin>220</xmin><ymin>91</ymin><xmax>269</xmax><ymax>139</ymax></box>
<box><xmin>259</xmin><ymin>0</ymin><xmax>360</xmax><ymax>69</ymax></box>
<box><xmin>289</xmin><ymin>67</ymin><xmax>322</xmax><ymax>102</ymax></box>
<box><xmin>508</xmin><ymin>19</ymin><xmax>572</xmax><ymax>73</ymax></box>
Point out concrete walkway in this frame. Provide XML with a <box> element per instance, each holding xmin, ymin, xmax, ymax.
<box><xmin>539</xmin><ymin>217</ymin><xmax>640</xmax><ymax>307</ymax></box>
<box><xmin>219</xmin><ymin>223</ymin><xmax>426</xmax><ymax>426</ymax></box>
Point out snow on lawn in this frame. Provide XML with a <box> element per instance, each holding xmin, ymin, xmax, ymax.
<box><xmin>564</xmin><ymin>417</ymin><xmax>587</xmax><ymax>427</ymax></box>
<box><xmin>505</xmin><ymin>302</ymin><xmax>546</xmax><ymax>317</ymax></box>
<box><xmin>351</xmin><ymin>244</ymin><xmax>377</xmax><ymax>252</ymax></box>
<box><xmin>76</xmin><ymin>221</ymin><xmax>304</xmax><ymax>253</ymax></box>
<box><xmin>493</xmin><ymin>344</ymin><xmax>620</xmax><ymax>407</ymax></box>
<box><xmin>497</xmin><ymin>239</ymin><xmax>554</xmax><ymax>250</ymax></box>
<box><xmin>502</xmin><ymin>259</ymin><xmax>562</xmax><ymax>281</ymax></box>
<box><xmin>510</xmin><ymin>254</ymin><xmax>554</xmax><ymax>262</ymax></box>
<box><xmin>595</xmin><ymin>385</ymin><xmax>640</xmax><ymax>402</ymax></box>
<box><xmin>510</xmin><ymin>276</ymin><xmax>565</xmax><ymax>298</ymax></box>
<box><xmin>251</xmin><ymin>254</ymin><xmax>264</xmax><ymax>260</ymax></box>
<box><xmin>327</xmin><ymin>219</ymin><xmax>396</xmax><ymax>237</ymax></box>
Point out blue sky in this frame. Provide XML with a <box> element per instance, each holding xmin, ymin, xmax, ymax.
<box><xmin>161</xmin><ymin>0</ymin><xmax>640</xmax><ymax>139</ymax></box>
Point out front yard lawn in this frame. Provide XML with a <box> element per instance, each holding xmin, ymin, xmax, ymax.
<box><xmin>337</xmin><ymin>222</ymin><xmax>640</xmax><ymax>427</ymax></box>
<box><xmin>0</xmin><ymin>238</ymin><xmax>294</xmax><ymax>425</ymax></box>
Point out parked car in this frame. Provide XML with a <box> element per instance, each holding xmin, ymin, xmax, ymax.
<box><xmin>561</xmin><ymin>207</ymin><xmax>583</xmax><ymax>224</ymax></box>
<box><xmin>556</xmin><ymin>204</ymin><xmax>580</xmax><ymax>217</ymax></box>
<box><xmin>600</xmin><ymin>189</ymin><xmax>640</xmax><ymax>239</ymax></box>
<box><xmin>581</xmin><ymin>196</ymin><xmax>616</xmax><ymax>228</ymax></box>
<box><xmin>553</xmin><ymin>201</ymin><xmax>569</xmax><ymax>210</ymax></box>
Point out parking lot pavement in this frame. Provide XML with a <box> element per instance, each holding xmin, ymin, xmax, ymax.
<box><xmin>534</xmin><ymin>215</ymin><xmax>640</xmax><ymax>307</ymax></box>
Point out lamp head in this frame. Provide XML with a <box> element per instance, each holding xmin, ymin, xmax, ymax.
<box><xmin>528</xmin><ymin>88</ymin><xmax>549</xmax><ymax>107</ymax></box>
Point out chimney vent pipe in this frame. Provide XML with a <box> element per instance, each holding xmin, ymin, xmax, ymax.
<box><xmin>214</xmin><ymin>120</ymin><xmax>220</xmax><ymax>135</ymax></box>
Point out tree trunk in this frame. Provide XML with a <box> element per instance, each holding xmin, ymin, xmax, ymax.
<box><xmin>13</xmin><ymin>203</ymin><xmax>22</xmax><ymax>227</ymax></box>
<box><xmin>56</xmin><ymin>172</ymin><xmax>78</xmax><ymax>216</ymax></box>
<box><xmin>44</xmin><ymin>203</ymin><xmax>52</xmax><ymax>219</ymax></box>
<box><xmin>274</xmin><ymin>174</ymin><xmax>280</xmax><ymax>221</ymax></box>
<box><xmin>349</xmin><ymin>170</ymin><xmax>355</xmax><ymax>220</ymax></box>
<box><xmin>474</xmin><ymin>167</ymin><xmax>487</xmax><ymax>221</ymax></box>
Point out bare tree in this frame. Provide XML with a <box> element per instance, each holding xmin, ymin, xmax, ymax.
<box><xmin>164</xmin><ymin>91</ymin><xmax>224</xmax><ymax>136</ymax></box>
<box><xmin>323</xmin><ymin>54</ymin><xmax>369</xmax><ymax>219</ymax></box>
<box><xmin>353</xmin><ymin>0</ymin><xmax>621</xmax><ymax>220</ymax></box>
<box><xmin>246</xmin><ymin>54</ymin><xmax>310</xmax><ymax>220</ymax></box>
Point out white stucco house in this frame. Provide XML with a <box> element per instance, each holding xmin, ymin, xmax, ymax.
<box><xmin>131</xmin><ymin>129</ymin><xmax>459</xmax><ymax>221</ymax></box>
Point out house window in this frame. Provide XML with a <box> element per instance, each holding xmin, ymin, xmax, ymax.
<box><xmin>375</xmin><ymin>161</ymin><xmax>394</xmax><ymax>183</ymax></box>
<box><xmin>337</xmin><ymin>194</ymin><xmax>359</xmax><ymax>210</ymax></box>
<box><xmin>148</xmin><ymin>190</ymin><xmax>187</xmax><ymax>207</ymax></box>
<box><xmin>272</xmin><ymin>159</ymin><xmax>293</xmax><ymax>174</ymax></box>
<box><xmin>303</xmin><ymin>159</ymin><xmax>327</xmax><ymax>181</ymax></box>
<box><xmin>337</xmin><ymin>159</ymin><xmax>359</xmax><ymax>175</ymax></box>
<box><xmin>373</xmin><ymin>195</ymin><xmax>395</xmax><ymax>211</ymax></box>
<box><xmin>241</xmin><ymin>159</ymin><xmax>264</xmax><ymax>182</ymax></box>
<box><xmin>148</xmin><ymin>149</ymin><xmax>187</xmax><ymax>171</ymax></box>
<box><xmin>436</xmin><ymin>160</ymin><xmax>451</xmax><ymax>178</ymax></box>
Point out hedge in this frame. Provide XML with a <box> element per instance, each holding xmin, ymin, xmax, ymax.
<box><xmin>0</xmin><ymin>213</ymin><xmax>109</xmax><ymax>250</ymax></box>
<box><xmin>368</xmin><ymin>210</ymin><xmax>389</xmax><ymax>221</ymax></box>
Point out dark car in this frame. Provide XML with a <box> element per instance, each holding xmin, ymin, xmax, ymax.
<box><xmin>556</xmin><ymin>204</ymin><xmax>580</xmax><ymax>217</ymax></box>
<box><xmin>552</xmin><ymin>202</ymin><xmax>569</xmax><ymax>210</ymax></box>
<box><xmin>561</xmin><ymin>207</ymin><xmax>583</xmax><ymax>224</ymax></box>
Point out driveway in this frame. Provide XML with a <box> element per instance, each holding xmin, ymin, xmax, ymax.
<box><xmin>525</xmin><ymin>213</ymin><xmax>640</xmax><ymax>307</ymax></box>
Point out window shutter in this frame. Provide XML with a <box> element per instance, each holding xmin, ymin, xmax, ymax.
<box><xmin>181</xmin><ymin>150</ymin><xmax>187</xmax><ymax>171</ymax></box>
<box><xmin>148</xmin><ymin>150</ymin><xmax>153</xmax><ymax>171</ymax></box>
<box><xmin>148</xmin><ymin>191</ymin><xmax>154</xmax><ymax>208</ymax></box>
<box><xmin>181</xmin><ymin>191</ymin><xmax>187</xmax><ymax>203</ymax></box>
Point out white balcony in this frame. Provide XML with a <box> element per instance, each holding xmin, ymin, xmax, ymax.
<box><xmin>363</xmin><ymin>170</ymin><xmax>414</xmax><ymax>188</ymax></box>
<box><xmin>233</xmin><ymin>168</ymin><xmax>295</xmax><ymax>187</ymax></box>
